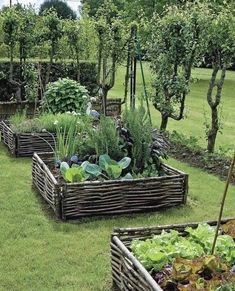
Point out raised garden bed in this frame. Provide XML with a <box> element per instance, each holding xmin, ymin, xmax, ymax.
<box><xmin>0</xmin><ymin>98</ymin><xmax>122</xmax><ymax>157</ymax></box>
<box><xmin>0</xmin><ymin>101</ymin><xmax>38</xmax><ymax>120</ymax></box>
<box><xmin>0</xmin><ymin>98</ymin><xmax>122</xmax><ymax>120</ymax></box>
<box><xmin>0</xmin><ymin>120</ymin><xmax>55</xmax><ymax>156</ymax></box>
<box><xmin>32</xmin><ymin>152</ymin><xmax>188</xmax><ymax>220</ymax></box>
<box><xmin>110</xmin><ymin>218</ymin><xmax>234</xmax><ymax>291</ymax></box>
<box><xmin>95</xmin><ymin>98</ymin><xmax>122</xmax><ymax>116</ymax></box>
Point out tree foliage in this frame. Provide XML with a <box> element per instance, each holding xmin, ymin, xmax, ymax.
<box><xmin>95</xmin><ymin>0</ymin><xmax>128</xmax><ymax>114</ymax></box>
<box><xmin>203</xmin><ymin>6</ymin><xmax>235</xmax><ymax>153</ymax></box>
<box><xmin>39</xmin><ymin>0</ymin><xmax>77</xmax><ymax>20</ymax></box>
<box><xmin>40</xmin><ymin>9</ymin><xmax>63</xmax><ymax>85</ymax></box>
<box><xmin>81</xmin><ymin>0</ymin><xmax>124</xmax><ymax>17</ymax></box>
<box><xmin>149</xmin><ymin>3</ymin><xmax>208</xmax><ymax>131</ymax></box>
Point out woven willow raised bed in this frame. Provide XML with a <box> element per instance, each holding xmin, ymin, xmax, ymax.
<box><xmin>0</xmin><ymin>101</ymin><xmax>38</xmax><ymax>120</ymax></box>
<box><xmin>32</xmin><ymin>152</ymin><xmax>188</xmax><ymax>220</ymax></box>
<box><xmin>0</xmin><ymin>98</ymin><xmax>122</xmax><ymax>120</ymax></box>
<box><xmin>94</xmin><ymin>98</ymin><xmax>122</xmax><ymax>116</ymax></box>
<box><xmin>0</xmin><ymin>120</ymin><xmax>55</xmax><ymax>157</ymax></box>
<box><xmin>111</xmin><ymin>218</ymin><xmax>233</xmax><ymax>291</ymax></box>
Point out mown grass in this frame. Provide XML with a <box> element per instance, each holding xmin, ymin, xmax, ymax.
<box><xmin>110</xmin><ymin>64</ymin><xmax>235</xmax><ymax>152</ymax></box>
<box><xmin>0</xmin><ymin>143</ymin><xmax>235</xmax><ymax>290</ymax></box>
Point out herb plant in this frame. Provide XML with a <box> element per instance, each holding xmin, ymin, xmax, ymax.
<box><xmin>121</xmin><ymin>106</ymin><xmax>168</xmax><ymax>174</ymax></box>
<box><xmin>79</xmin><ymin>116</ymin><xmax>124</xmax><ymax>160</ymax></box>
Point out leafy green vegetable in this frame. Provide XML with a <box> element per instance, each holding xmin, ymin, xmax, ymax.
<box><xmin>60</xmin><ymin>161</ymin><xmax>89</xmax><ymax>183</ymax></box>
<box><xmin>64</xmin><ymin>167</ymin><xmax>89</xmax><ymax>183</ymax></box>
<box><xmin>98</xmin><ymin>154</ymin><xmax>131</xmax><ymax>180</ymax></box>
<box><xmin>131</xmin><ymin>224</ymin><xmax>235</xmax><ymax>272</ymax></box>
<box><xmin>81</xmin><ymin>161</ymin><xmax>101</xmax><ymax>177</ymax></box>
<box><xmin>60</xmin><ymin>161</ymin><xmax>70</xmax><ymax>178</ymax></box>
<box><xmin>60</xmin><ymin>154</ymin><xmax>132</xmax><ymax>182</ymax></box>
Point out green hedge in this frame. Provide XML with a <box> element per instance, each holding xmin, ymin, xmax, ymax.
<box><xmin>0</xmin><ymin>61</ymin><xmax>98</xmax><ymax>102</ymax></box>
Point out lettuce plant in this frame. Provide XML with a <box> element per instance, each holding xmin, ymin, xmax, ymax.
<box><xmin>131</xmin><ymin>223</ymin><xmax>235</xmax><ymax>272</ymax></box>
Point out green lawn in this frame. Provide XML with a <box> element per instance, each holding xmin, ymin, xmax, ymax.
<box><xmin>110</xmin><ymin>65</ymin><xmax>235</xmax><ymax>152</ymax></box>
<box><xmin>0</xmin><ymin>143</ymin><xmax>235</xmax><ymax>290</ymax></box>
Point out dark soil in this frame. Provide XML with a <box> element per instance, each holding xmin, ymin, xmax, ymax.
<box><xmin>169</xmin><ymin>142</ymin><xmax>235</xmax><ymax>185</ymax></box>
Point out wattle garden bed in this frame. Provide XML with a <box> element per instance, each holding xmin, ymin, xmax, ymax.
<box><xmin>111</xmin><ymin>219</ymin><xmax>235</xmax><ymax>291</ymax></box>
<box><xmin>0</xmin><ymin>120</ymin><xmax>55</xmax><ymax>156</ymax></box>
<box><xmin>0</xmin><ymin>101</ymin><xmax>38</xmax><ymax>120</ymax></box>
<box><xmin>32</xmin><ymin>152</ymin><xmax>188</xmax><ymax>220</ymax></box>
<box><xmin>0</xmin><ymin>98</ymin><xmax>122</xmax><ymax>157</ymax></box>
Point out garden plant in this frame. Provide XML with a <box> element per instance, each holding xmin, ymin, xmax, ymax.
<box><xmin>0</xmin><ymin>0</ymin><xmax>234</xmax><ymax>290</ymax></box>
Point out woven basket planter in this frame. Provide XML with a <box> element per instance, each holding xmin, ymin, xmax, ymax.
<box><xmin>32</xmin><ymin>152</ymin><xmax>188</xmax><ymax>220</ymax></box>
<box><xmin>0</xmin><ymin>120</ymin><xmax>55</xmax><ymax>157</ymax></box>
<box><xmin>93</xmin><ymin>98</ymin><xmax>122</xmax><ymax>116</ymax></box>
<box><xmin>111</xmin><ymin>218</ymin><xmax>234</xmax><ymax>291</ymax></box>
<box><xmin>0</xmin><ymin>98</ymin><xmax>122</xmax><ymax>120</ymax></box>
<box><xmin>0</xmin><ymin>101</ymin><xmax>38</xmax><ymax>120</ymax></box>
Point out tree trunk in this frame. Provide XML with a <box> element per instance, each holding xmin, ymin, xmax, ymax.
<box><xmin>102</xmin><ymin>87</ymin><xmax>108</xmax><ymax>116</ymax></box>
<box><xmin>207</xmin><ymin>107</ymin><xmax>219</xmax><ymax>153</ymax></box>
<box><xmin>75</xmin><ymin>47</ymin><xmax>80</xmax><ymax>83</ymax></box>
<box><xmin>160</xmin><ymin>113</ymin><xmax>169</xmax><ymax>131</ymax></box>
<box><xmin>9</xmin><ymin>46</ymin><xmax>14</xmax><ymax>82</ymax></box>
<box><xmin>206</xmin><ymin>65</ymin><xmax>226</xmax><ymax>153</ymax></box>
<box><xmin>45</xmin><ymin>48</ymin><xmax>54</xmax><ymax>87</ymax></box>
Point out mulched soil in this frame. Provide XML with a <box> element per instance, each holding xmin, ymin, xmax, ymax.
<box><xmin>169</xmin><ymin>142</ymin><xmax>235</xmax><ymax>185</ymax></box>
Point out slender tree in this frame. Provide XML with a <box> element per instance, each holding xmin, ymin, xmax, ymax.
<box><xmin>40</xmin><ymin>9</ymin><xmax>63</xmax><ymax>87</ymax></box>
<box><xmin>2</xmin><ymin>8</ymin><xmax>19</xmax><ymax>86</ymax></box>
<box><xmin>204</xmin><ymin>7</ymin><xmax>235</xmax><ymax>153</ymax></box>
<box><xmin>95</xmin><ymin>0</ymin><xmax>128</xmax><ymax>114</ymax></box>
<box><xmin>64</xmin><ymin>20</ymin><xmax>81</xmax><ymax>82</ymax></box>
<box><xmin>149</xmin><ymin>3</ymin><xmax>207</xmax><ymax>131</ymax></box>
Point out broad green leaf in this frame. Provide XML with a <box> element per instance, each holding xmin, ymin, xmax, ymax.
<box><xmin>60</xmin><ymin>161</ymin><xmax>70</xmax><ymax>179</ymax></box>
<box><xmin>81</xmin><ymin>161</ymin><xmax>102</xmax><ymax>177</ymax></box>
<box><xmin>106</xmin><ymin>164</ymin><xmax>122</xmax><ymax>179</ymax></box>
<box><xmin>118</xmin><ymin>157</ymin><xmax>131</xmax><ymax>169</ymax></box>
<box><xmin>99</xmin><ymin>154</ymin><xmax>113</xmax><ymax>170</ymax></box>
<box><xmin>64</xmin><ymin>167</ymin><xmax>89</xmax><ymax>183</ymax></box>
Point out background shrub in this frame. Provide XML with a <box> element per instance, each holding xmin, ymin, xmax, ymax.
<box><xmin>42</xmin><ymin>78</ymin><xmax>90</xmax><ymax>114</ymax></box>
<box><xmin>0</xmin><ymin>61</ymin><xmax>97</xmax><ymax>101</ymax></box>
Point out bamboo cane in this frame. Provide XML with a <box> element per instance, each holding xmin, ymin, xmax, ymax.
<box><xmin>211</xmin><ymin>150</ymin><xmax>235</xmax><ymax>254</ymax></box>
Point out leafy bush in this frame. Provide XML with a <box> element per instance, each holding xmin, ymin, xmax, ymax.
<box><xmin>170</xmin><ymin>130</ymin><xmax>200</xmax><ymax>151</ymax></box>
<box><xmin>42</xmin><ymin>78</ymin><xmax>90</xmax><ymax>114</ymax></box>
